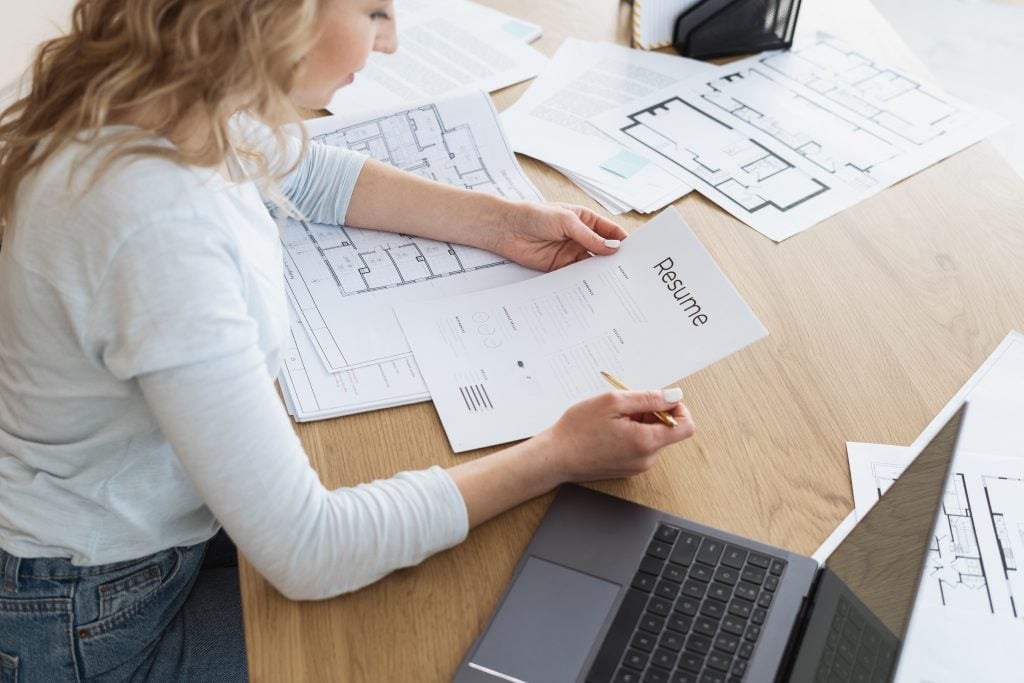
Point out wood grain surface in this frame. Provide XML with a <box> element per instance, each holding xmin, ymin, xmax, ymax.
<box><xmin>240</xmin><ymin>1</ymin><xmax>1024</xmax><ymax>680</ymax></box>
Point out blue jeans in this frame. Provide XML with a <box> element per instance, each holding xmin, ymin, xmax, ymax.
<box><xmin>0</xmin><ymin>530</ymin><xmax>247</xmax><ymax>682</ymax></box>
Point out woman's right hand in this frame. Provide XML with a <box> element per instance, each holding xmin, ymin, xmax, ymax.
<box><xmin>447</xmin><ymin>388</ymin><xmax>694</xmax><ymax>529</ymax></box>
<box><xmin>537</xmin><ymin>388</ymin><xmax>695</xmax><ymax>484</ymax></box>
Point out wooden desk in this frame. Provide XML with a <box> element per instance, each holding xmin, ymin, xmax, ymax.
<box><xmin>240</xmin><ymin>1</ymin><xmax>1024</xmax><ymax>680</ymax></box>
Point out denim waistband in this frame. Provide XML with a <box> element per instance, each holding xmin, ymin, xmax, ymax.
<box><xmin>0</xmin><ymin>543</ymin><xmax>197</xmax><ymax>587</ymax></box>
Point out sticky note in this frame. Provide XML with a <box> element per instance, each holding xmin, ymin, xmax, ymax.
<box><xmin>600</xmin><ymin>150</ymin><xmax>649</xmax><ymax>179</ymax></box>
<box><xmin>502</xmin><ymin>21</ymin><xmax>534</xmax><ymax>39</ymax></box>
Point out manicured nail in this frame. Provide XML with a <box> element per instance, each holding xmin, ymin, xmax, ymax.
<box><xmin>663</xmin><ymin>387</ymin><xmax>683</xmax><ymax>403</ymax></box>
<box><xmin>603</xmin><ymin>239</ymin><xmax>621</xmax><ymax>248</ymax></box>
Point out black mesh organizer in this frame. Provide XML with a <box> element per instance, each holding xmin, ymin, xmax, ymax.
<box><xmin>673</xmin><ymin>0</ymin><xmax>802</xmax><ymax>60</ymax></box>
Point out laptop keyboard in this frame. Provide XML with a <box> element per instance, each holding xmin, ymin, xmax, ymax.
<box><xmin>815</xmin><ymin>595</ymin><xmax>896</xmax><ymax>683</ymax></box>
<box><xmin>586</xmin><ymin>523</ymin><xmax>787</xmax><ymax>683</ymax></box>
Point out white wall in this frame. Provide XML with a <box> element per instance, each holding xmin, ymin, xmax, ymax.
<box><xmin>0</xmin><ymin>0</ymin><xmax>75</xmax><ymax>86</ymax></box>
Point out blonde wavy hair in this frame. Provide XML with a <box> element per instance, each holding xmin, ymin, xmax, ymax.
<box><xmin>0</xmin><ymin>0</ymin><xmax>326</xmax><ymax>232</ymax></box>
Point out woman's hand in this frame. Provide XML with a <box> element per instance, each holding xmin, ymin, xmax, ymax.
<box><xmin>490</xmin><ymin>202</ymin><xmax>630</xmax><ymax>272</ymax></box>
<box><xmin>448</xmin><ymin>389</ymin><xmax>694</xmax><ymax>528</ymax></box>
<box><xmin>539</xmin><ymin>389</ymin><xmax>695</xmax><ymax>482</ymax></box>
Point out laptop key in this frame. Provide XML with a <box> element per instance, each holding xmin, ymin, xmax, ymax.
<box><xmin>672</xmin><ymin>672</ymin><xmax>698</xmax><ymax>683</ymax></box>
<box><xmin>656</xmin><ymin>580</ymin><xmax>681</xmax><ymax>600</ymax></box>
<box><xmin>667</xmin><ymin>613</ymin><xmax>693</xmax><ymax>634</ymax></box>
<box><xmin>727</xmin><ymin>600</ymin><xmax>752</xmax><ymax>619</ymax></box>
<box><xmin>731</xmin><ymin>659</ymin><xmax>748</xmax><ymax>677</ymax></box>
<box><xmin>656</xmin><ymin>524</ymin><xmax>681</xmax><ymax>544</ymax></box>
<box><xmin>707</xmin><ymin>582</ymin><xmax>732</xmax><ymax>602</ymax></box>
<box><xmin>734</xmin><ymin>582</ymin><xmax>758</xmax><ymax>602</ymax></box>
<box><xmin>699</xmin><ymin>600</ymin><xmax>725</xmax><ymax>619</ymax></box>
<box><xmin>587</xmin><ymin>588</ymin><xmax>648</xmax><ymax>683</ymax></box>
<box><xmin>706</xmin><ymin>651</ymin><xmax>732</xmax><ymax>673</ymax></box>
<box><xmin>640</xmin><ymin>555</ymin><xmax>665</xmax><ymax>576</ymax></box>
<box><xmin>675</xmin><ymin>596</ymin><xmax>699</xmax><ymax>617</ymax></box>
<box><xmin>678</xmin><ymin>651</ymin><xmax>703</xmax><ymax>673</ymax></box>
<box><xmin>681</xmin><ymin>580</ymin><xmax>707</xmax><ymax>600</ymax></box>
<box><xmin>663</xmin><ymin>564</ymin><xmax>687</xmax><ymax>583</ymax></box>
<box><xmin>739</xmin><ymin>566</ymin><xmax>765</xmax><ymax>585</ymax></box>
<box><xmin>751</xmin><ymin>608</ymin><xmax>767</xmax><ymax>625</ymax></box>
<box><xmin>651</xmin><ymin>648</ymin><xmax>678</xmax><ymax>670</ymax></box>
<box><xmin>737</xmin><ymin>641</ymin><xmax>754</xmax><ymax>660</ymax></box>
<box><xmin>693</xmin><ymin>616</ymin><xmax>719</xmax><ymax>637</ymax></box>
<box><xmin>631</xmin><ymin>632</ymin><xmax>656</xmax><ymax>652</ymax></box>
<box><xmin>746</xmin><ymin>553</ymin><xmax>770</xmax><ymax>569</ymax></box>
<box><xmin>721</xmin><ymin>616</ymin><xmax>745</xmax><ymax>636</ymax></box>
<box><xmin>699</xmin><ymin>672</ymin><xmax>725</xmax><ymax>683</ymax></box>
<box><xmin>614</xmin><ymin>669</ymin><xmax>642</xmax><ymax>683</ymax></box>
<box><xmin>648</xmin><ymin>540</ymin><xmax>672</xmax><ymax>561</ymax></box>
<box><xmin>744</xmin><ymin>625</ymin><xmax>762</xmax><ymax>642</ymax></box>
<box><xmin>696</xmin><ymin>539</ymin><xmax>724</xmax><ymax>566</ymax></box>
<box><xmin>648</xmin><ymin>598</ymin><xmax>673</xmax><ymax>617</ymax></box>
<box><xmin>670</xmin><ymin>533</ymin><xmax>703</xmax><ymax>567</ymax></box>
<box><xmin>714</xmin><ymin>567</ymin><xmax>739</xmax><ymax>586</ymax></box>
<box><xmin>757</xmin><ymin>593</ymin><xmax>773</xmax><ymax>609</ymax></box>
<box><xmin>689</xmin><ymin>564</ymin><xmax>714</xmax><ymax>583</ymax></box>
<box><xmin>623</xmin><ymin>649</ymin><xmax>649</xmax><ymax>670</ymax></box>
<box><xmin>769</xmin><ymin>559</ymin><xmax>786</xmax><ymax>576</ymax></box>
<box><xmin>640</xmin><ymin>613</ymin><xmax>666</xmax><ymax>633</ymax></box>
<box><xmin>721</xmin><ymin>546</ymin><xmax>747</xmax><ymax>569</ymax></box>
<box><xmin>714</xmin><ymin>633</ymin><xmax>739</xmax><ymax>655</ymax></box>
<box><xmin>660</xmin><ymin>631</ymin><xmax>685</xmax><ymax>652</ymax></box>
<box><xmin>764</xmin><ymin>576</ymin><xmax>779</xmax><ymax>592</ymax></box>
<box><xmin>685</xmin><ymin>633</ymin><xmax>711</xmax><ymax>655</ymax></box>
<box><xmin>644</xmin><ymin>668</ymin><xmax>670</xmax><ymax>683</ymax></box>
<box><xmin>632</xmin><ymin>572</ymin><xmax>657</xmax><ymax>593</ymax></box>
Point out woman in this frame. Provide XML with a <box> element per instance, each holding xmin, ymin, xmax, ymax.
<box><xmin>0</xmin><ymin>0</ymin><xmax>695</xmax><ymax>680</ymax></box>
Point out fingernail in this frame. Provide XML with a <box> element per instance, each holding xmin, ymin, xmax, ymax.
<box><xmin>663</xmin><ymin>387</ymin><xmax>683</xmax><ymax>403</ymax></box>
<box><xmin>603</xmin><ymin>239</ymin><xmax>621</xmax><ymax>248</ymax></box>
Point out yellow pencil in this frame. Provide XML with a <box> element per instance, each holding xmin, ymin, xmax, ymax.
<box><xmin>600</xmin><ymin>371</ymin><xmax>678</xmax><ymax>428</ymax></box>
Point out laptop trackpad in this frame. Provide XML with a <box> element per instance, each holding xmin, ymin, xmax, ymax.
<box><xmin>469</xmin><ymin>556</ymin><xmax>620</xmax><ymax>683</ymax></box>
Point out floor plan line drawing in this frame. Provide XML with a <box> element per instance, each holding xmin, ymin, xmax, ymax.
<box><xmin>618</xmin><ymin>96</ymin><xmax>831</xmax><ymax>216</ymax></box>
<box><xmin>281</xmin><ymin>90</ymin><xmax>540</xmax><ymax>375</ymax></box>
<box><xmin>926</xmin><ymin>473</ymin><xmax>994</xmax><ymax>614</ymax></box>
<box><xmin>980</xmin><ymin>473</ymin><xmax>1024</xmax><ymax>619</ymax></box>
<box><xmin>593</xmin><ymin>36</ymin><xmax>1003</xmax><ymax>241</ymax></box>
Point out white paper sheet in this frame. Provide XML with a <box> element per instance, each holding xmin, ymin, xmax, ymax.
<box><xmin>502</xmin><ymin>39</ymin><xmax>715</xmax><ymax>214</ymax></box>
<box><xmin>842</xmin><ymin>331</ymin><xmax>1024</xmax><ymax>679</ymax></box>
<box><xmin>326</xmin><ymin>0</ymin><xmax>547</xmax><ymax>116</ymax></box>
<box><xmin>592</xmin><ymin>35</ymin><xmax>1005</xmax><ymax>241</ymax></box>
<box><xmin>285</xmin><ymin>91</ymin><xmax>539</xmax><ymax>375</ymax></box>
<box><xmin>278</xmin><ymin>300</ymin><xmax>430</xmax><ymax>422</ymax></box>
<box><xmin>395</xmin><ymin>207</ymin><xmax>767</xmax><ymax>452</ymax></box>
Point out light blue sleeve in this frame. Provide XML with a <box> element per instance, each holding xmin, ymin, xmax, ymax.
<box><xmin>276</xmin><ymin>140</ymin><xmax>368</xmax><ymax>225</ymax></box>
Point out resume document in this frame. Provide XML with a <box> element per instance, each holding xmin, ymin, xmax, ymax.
<box><xmin>395</xmin><ymin>208</ymin><xmax>767</xmax><ymax>452</ymax></box>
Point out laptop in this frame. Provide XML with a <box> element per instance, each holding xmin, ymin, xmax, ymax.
<box><xmin>453</xmin><ymin>405</ymin><xmax>966</xmax><ymax>683</ymax></box>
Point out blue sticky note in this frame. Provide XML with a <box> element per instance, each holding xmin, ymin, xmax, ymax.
<box><xmin>600</xmin><ymin>150</ymin><xmax>649</xmax><ymax>179</ymax></box>
<box><xmin>503</xmin><ymin>21</ymin><xmax>534</xmax><ymax>39</ymax></box>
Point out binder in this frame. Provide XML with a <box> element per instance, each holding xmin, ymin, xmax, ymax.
<box><xmin>673</xmin><ymin>0</ymin><xmax>802</xmax><ymax>59</ymax></box>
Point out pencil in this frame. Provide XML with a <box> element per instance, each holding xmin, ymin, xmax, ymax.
<box><xmin>599</xmin><ymin>371</ymin><xmax>678</xmax><ymax>428</ymax></box>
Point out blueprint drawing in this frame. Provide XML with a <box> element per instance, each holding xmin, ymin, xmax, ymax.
<box><xmin>285</xmin><ymin>90</ymin><xmax>540</xmax><ymax>374</ymax></box>
<box><xmin>593</xmin><ymin>36</ymin><xmax>1003</xmax><ymax>241</ymax></box>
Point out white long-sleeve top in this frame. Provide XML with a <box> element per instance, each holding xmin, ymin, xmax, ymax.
<box><xmin>0</xmin><ymin>125</ymin><xmax>468</xmax><ymax>600</ymax></box>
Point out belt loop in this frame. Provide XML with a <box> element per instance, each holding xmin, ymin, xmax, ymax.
<box><xmin>2</xmin><ymin>550</ymin><xmax>20</xmax><ymax>593</ymax></box>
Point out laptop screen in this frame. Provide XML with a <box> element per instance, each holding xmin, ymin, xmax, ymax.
<box><xmin>784</xmin><ymin>405</ymin><xmax>966</xmax><ymax>681</ymax></box>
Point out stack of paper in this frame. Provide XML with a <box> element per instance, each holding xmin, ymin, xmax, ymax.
<box><xmin>327</xmin><ymin>0</ymin><xmax>547</xmax><ymax>116</ymax></box>
<box><xmin>278</xmin><ymin>90</ymin><xmax>542</xmax><ymax>422</ymax></box>
<box><xmin>592</xmin><ymin>35</ymin><xmax>1005</xmax><ymax>240</ymax></box>
<box><xmin>501</xmin><ymin>39</ymin><xmax>718</xmax><ymax>215</ymax></box>
<box><xmin>838</xmin><ymin>331</ymin><xmax>1024</xmax><ymax>682</ymax></box>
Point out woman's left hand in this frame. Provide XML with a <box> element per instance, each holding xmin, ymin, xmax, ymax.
<box><xmin>490</xmin><ymin>202</ymin><xmax>630</xmax><ymax>272</ymax></box>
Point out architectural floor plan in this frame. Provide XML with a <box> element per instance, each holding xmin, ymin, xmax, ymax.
<box><xmin>284</xmin><ymin>90</ymin><xmax>539</xmax><ymax>376</ymax></box>
<box><xmin>593</xmin><ymin>36</ymin><xmax>1003</xmax><ymax>241</ymax></box>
